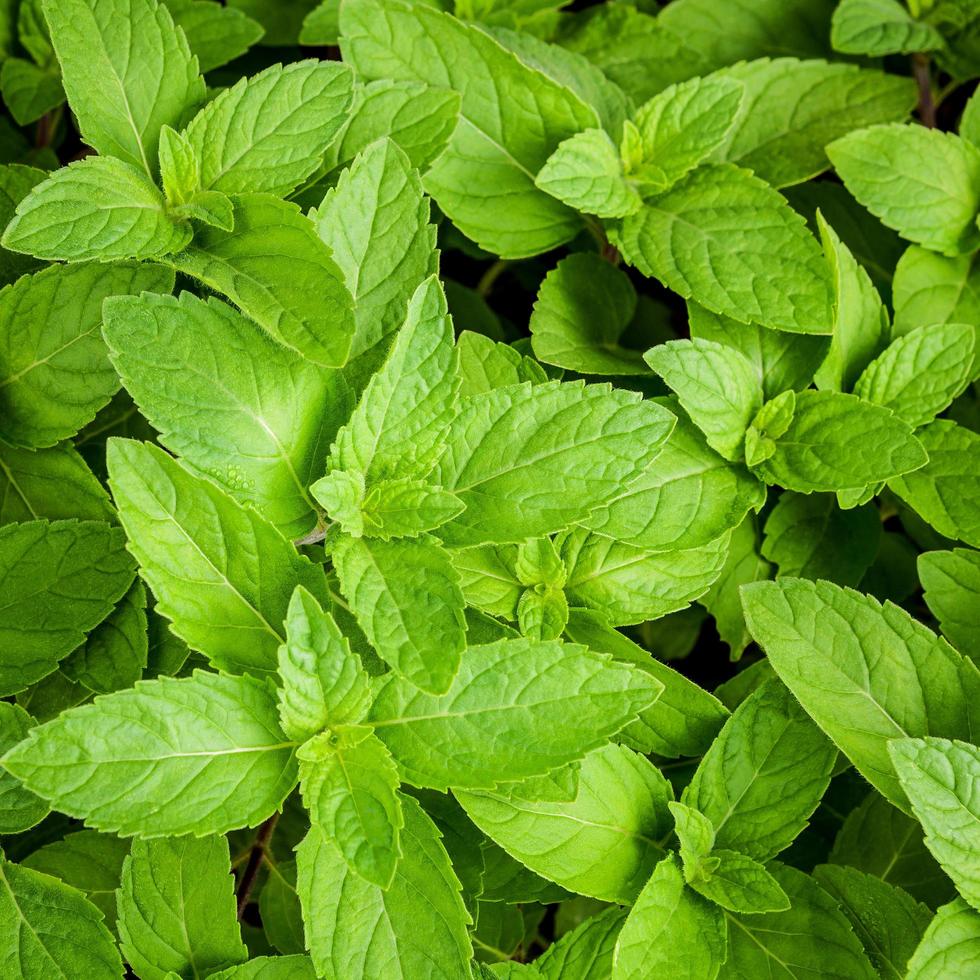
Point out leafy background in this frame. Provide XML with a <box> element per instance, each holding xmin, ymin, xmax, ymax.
<box><xmin>0</xmin><ymin>0</ymin><xmax>979</xmax><ymax>978</ymax></box>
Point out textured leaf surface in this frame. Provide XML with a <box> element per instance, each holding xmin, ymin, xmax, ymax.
<box><xmin>919</xmin><ymin>548</ymin><xmax>980</xmax><ymax>664</ymax></box>
<box><xmin>831</xmin><ymin>0</ymin><xmax>944</xmax><ymax>55</ymax></box>
<box><xmin>0</xmin><ymin>703</ymin><xmax>48</xmax><ymax>833</ymax></box>
<box><xmin>905</xmin><ymin>899</ymin><xmax>980</xmax><ymax>980</ymax></box>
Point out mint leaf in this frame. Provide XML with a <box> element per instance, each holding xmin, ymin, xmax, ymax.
<box><xmin>165</xmin><ymin>0</ymin><xmax>264</xmax><ymax>73</ymax></box>
<box><xmin>2</xmin><ymin>157</ymin><xmax>192</xmax><ymax>262</ymax></box>
<box><xmin>43</xmin><ymin>0</ymin><xmax>204</xmax><ymax>176</ymax></box>
<box><xmin>118</xmin><ymin>835</ymin><xmax>247</xmax><ymax>979</ymax></box>
<box><xmin>106</xmin><ymin>438</ymin><xmax>331</xmax><ymax>678</ymax></box>
<box><xmin>832</xmin><ymin>0</ymin><xmax>945</xmax><ymax>55</ymax></box>
<box><xmin>741</xmin><ymin>578</ymin><xmax>980</xmax><ymax>811</ymax></box>
<box><xmin>1</xmin><ymin>669</ymin><xmax>298</xmax><ymax>837</ymax></box>
<box><xmin>691</xmin><ymin>850</ymin><xmax>791</xmax><ymax>915</ymax></box>
<box><xmin>183</xmin><ymin>60</ymin><xmax>353</xmax><ymax>197</ymax></box>
<box><xmin>0</xmin><ymin>703</ymin><xmax>48</xmax><ymax>833</ymax></box>
<box><xmin>369</xmin><ymin>637</ymin><xmax>661</xmax><ymax>790</ymax></box>
<box><xmin>532</xmin><ymin>906</ymin><xmax>626</xmax><ymax>980</ymax></box>
<box><xmin>892</xmin><ymin>245</ymin><xmax>980</xmax><ymax>337</ymax></box>
<box><xmin>918</xmin><ymin>548</ymin><xmax>980</xmax><ymax>663</ymax></box>
<box><xmin>209</xmin><ymin>957</ymin><xmax>317</xmax><ymax>980</ymax></box>
<box><xmin>457</xmin><ymin>332</ymin><xmax>548</xmax><ymax>396</ymax></box>
<box><xmin>905</xmin><ymin>899</ymin><xmax>980</xmax><ymax>980</ymax></box>
<box><xmin>459</xmin><ymin>744</ymin><xmax>672</xmax><ymax>904</ymax></box>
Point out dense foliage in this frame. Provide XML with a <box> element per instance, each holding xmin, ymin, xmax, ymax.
<box><xmin>0</xmin><ymin>0</ymin><xmax>979</xmax><ymax>977</ymax></box>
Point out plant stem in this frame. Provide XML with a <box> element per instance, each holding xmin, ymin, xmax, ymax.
<box><xmin>476</xmin><ymin>259</ymin><xmax>508</xmax><ymax>298</ymax></box>
<box><xmin>913</xmin><ymin>54</ymin><xmax>936</xmax><ymax>128</ymax></box>
<box><xmin>236</xmin><ymin>813</ymin><xmax>279</xmax><ymax>918</ymax></box>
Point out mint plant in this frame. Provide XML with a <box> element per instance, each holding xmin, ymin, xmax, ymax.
<box><xmin>0</xmin><ymin>0</ymin><xmax>978</xmax><ymax>977</ymax></box>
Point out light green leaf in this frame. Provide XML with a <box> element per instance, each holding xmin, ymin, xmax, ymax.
<box><xmin>104</xmin><ymin>290</ymin><xmax>350</xmax><ymax>539</ymax></box>
<box><xmin>741</xmin><ymin>578</ymin><xmax>980</xmax><ymax>811</ymax></box>
<box><xmin>0</xmin><ymin>519</ymin><xmax>134</xmax><ymax>696</ymax></box>
<box><xmin>0</xmin><ymin>860</ymin><xmax>124</xmax><ymax>979</ymax></box>
<box><xmin>559</xmin><ymin>526</ymin><xmax>730</xmax><ymax>627</ymax></box>
<box><xmin>669</xmin><ymin>800</ymin><xmax>717</xmax><ymax>880</ymax></box>
<box><xmin>855</xmin><ymin>323</ymin><xmax>975</xmax><ymax>428</ymax></box>
<box><xmin>919</xmin><ymin>548</ymin><xmax>980</xmax><ymax>663</ymax></box>
<box><xmin>535</xmin><ymin>128</ymin><xmax>641</xmax><ymax>219</ymax></box>
<box><xmin>1</xmin><ymin>157</ymin><xmax>192</xmax><ymax>262</ymax></box>
<box><xmin>297</xmin><ymin>793</ymin><xmax>472</xmax><ymax>979</ymax></box>
<box><xmin>813</xmin><ymin>865</ymin><xmax>932</xmax><ymax>979</ymax></box>
<box><xmin>158</xmin><ymin>124</ymin><xmax>199</xmax><ymax>206</ymax></box>
<box><xmin>0</xmin><ymin>57</ymin><xmax>64</xmax><ymax>127</ymax></box>
<box><xmin>435</xmin><ymin>381</ymin><xmax>675</xmax><ymax>547</ymax></box>
<box><xmin>829</xmin><ymin>124</ymin><xmax>980</xmax><ymax>256</ymax></box>
<box><xmin>712</xmin><ymin>58</ymin><xmax>915</xmax><ymax>188</ymax></box>
<box><xmin>106</xmin><ymin>438</ymin><xmax>331</xmax><ymax>678</ymax></box>
<box><xmin>299</xmin><ymin>726</ymin><xmax>403</xmax><ymax>888</ymax></box>
<box><xmin>692</xmin><ymin>850</ymin><xmax>791</xmax><ymax>915</ymax></box>
<box><xmin>333</xmin><ymin>534</ymin><xmax>465</xmax><ymax>694</ymax></box>
<box><xmin>585</xmin><ymin>400</ymin><xmax>765</xmax><ymax>553</ymax></box>
<box><xmin>832</xmin><ymin>0</ymin><xmax>945</xmax><ymax>56</ymax></box>
<box><xmin>459</xmin><ymin>744</ymin><xmax>672</xmax><ymax>904</ymax></box>
<box><xmin>277</xmin><ymin>585</ymin><xmax>371</xmax><ymax>742</ymax></box>
<box><xmin>312</xmin><ymin>139</ymin><xmax>438</xmax><ymax>367</ymax></box>
<box><xmin>456</xmin><ymin>332</ymin><xmax>548</xmax><ymax>396</ymax></box>
<box><xmin>208</xmin><ymin>956</ymin><xmax>318</xmax><ymax>980</ymax></box>
<box><xmin>452</xmin><ymin>544</ymin><xmax>522</xmax><ymax>621</ymax></box>
<box><xmin>682</xmin><ymin>679</ymin><xmax>837</xmax><ymax>861</ymax></box>
<box><xmin>892</xmin><ymin>245</ymin><xmax>980</xmax><ymax>337</ymax></box>
<box><xmin>43</xmin><ymin>0</ymin><xmax>204</xmax><ymax>176</ymax></box>
<box><xmin>167</xmin><ymin>193</ymin><xmax>355</xmax><ymax>369</ymax></box>
<box><xmin>890</xmin><ymin>420</ymin><xmax>980</xmax><ymax>548</ymax></box>
<box><xmin>752</xmin><ymin>390</ymin><xmax>927</xmax><ymax>492</ymax></box>
<box><xmin>1</xmin><ymin>669</ymin><xmax>298</xmax><ymax>837</ymax></box>
<box><xmin>369</xmin><ymin>637</ymin><xmax>661</xmax><ymax>790</ymax></box>
<box><xmin>905</xmin><ymin>899</ymin><xmax>980</xmax><ymax>980</ymax></box>
<box><xmin>564</xmin><ymin>608</ymin><xmax>729</xmax><ymax>759</ymax></box>
<box><xmin>340</xmin><ymin>0</ymin><xmax>598</xmax><ymax>258</ymax></box>
<box><xmin>183</xmin><ymin>60</ymin><xmax>353</xmax><ymax>197</ymax></box>
<box><xmin>164</xmin><ymin>0</ymin><xmax>264</xmax><ymax>73</ymax></box>
<box><xmin>117</xmin><ymin>835</ymin><xmax>247</xmax><ymax>980</ymax></box>
<box><xmin>530</xmin><ymin>252</ymin><xmax>646</xmax><ymax>375</ymax></box>
<box><xmin>359</xmin><ymin>478</ymin><xmax>464</xmax><ymax>540</ymax></box>
<box><xmin>612</xmin><ymin>854</ymin><xmax>727</xmax><ymax>980</ymax></box>
<box><xmin>533</xmin><ymin>906</ymin><xmax>627</xmax><ymax>980</ymax></box>
<box><xmin>517</xmin><ymin>584</ymin><xmax>569</xmax><ymax>640</ymax></box>
<box><xmin>645</xmin><ymin>338</ymin><xmax>763</xmax><ymax>460</ymax></box>
<box><xmin>0</xmin><ymin>702</ymin><xmax>48</xmax><ymax>833</ymax></box>
<box><xmin>890</xmin><ymin>737</ymin><xmax>980</xmax><ymax>911</ymax></box>
<box><xmin>0</xmin><ymin>261</ymin><xmax>173</xmax><ymax>448</ymax></box>
<box><xmin>614</xmin><ymin>164</ymin><xmax>833</xmax><ymax>334</ymax></box>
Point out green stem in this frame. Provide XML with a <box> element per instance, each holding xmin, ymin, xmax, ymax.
<box><xmin>236</xmin><ymin>813</ymin><xmax>279</xmax><ymax>918</ymax></box>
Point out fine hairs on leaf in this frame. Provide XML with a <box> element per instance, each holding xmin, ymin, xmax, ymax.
<box><xmin>0</xmin><ymin>0</ymin><xmax>978</xmax><ymax>977</ymax></box>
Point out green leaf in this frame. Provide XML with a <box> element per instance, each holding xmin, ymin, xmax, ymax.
<box><xmin>559</xmin><ymin>526</ymin><xmax>730</xmax><ymax>627</ymax></box>
<box><xmin>43</xmin><ymin>0</ymin><xmax>204</xmax><ymax>176</ymax></box>
<box><xmin>104</xmin><ymin>290</ymin><xmax>350</xmax><ymax>539</ymax></box>
<box><xmin>208</xmin><ymin>956</ymin><xmax>318</xmax><ymax>980</ymax></box>
<box><xmin>435</xmin><ymin>381</ymin><xmax>676</xmax><ymax>547</ymax></box>
<box><xmin>611</xmin><ymin>854</ymin><xmax>728</xmax><ymax>980</ymax></box>
<box><xmin>682</xmin><ymin>679</ymin><xmax>837</xmax><ymax>861</ymax></box>
<box><xmin>183</xmin><ymin>60</ymin><xmax>353</xmax><ymax>197</ymax></box>
<box><xmin>919</xmin><ymin>548</ymin><xmax>980</xmax><ymax>663</ymax></box>
<box><xmin>296</xmin><ymin>792</ymin><xmax>472</xmax><ymax>979</ymax></box>
<box><xmin>535</xmin><ymin>128</ymin><xmax>641</xmax><ymax>219</ymax></box>
<box><xmin>813</xmin><ymin>865</ymin><xmax>932</xmax><ymax>979</ymax></box>
<box><xmin>1</xmin><ymin>669</ymin><xmax>298</xmax><ymax>837</ymax></box>
<box><xmin>459</xmin><ymin>744</ymin><xmax>672</xmax><ymax>904</ymax></box>
<box><xmin>892</xmin><ymin>245</ymin><xmax>980</xmax><ymax>337</ymax></box>
<box><xmin>828</xmin><ymin>124</ymin><xmax>980</xmax><ymax>256</ymax></box>
<box><xmin>761</xmin><ymin>492</ymin><xmax>881</xmax><ymax>587</ymax></box>
<box><xmin>0</xmin><ymin>163</ymin><xmax>46</xmax><ymax>285</ymax></box>
<box><xmin>258</xmin><ymin>860</ymin><xmax>303</xmax><ymax>955</ymax></box>
<box><xmin>529</xmin><ymin>252</ymin><xmax>646</xmax><ymax>375</ymax></box>
<box><xmin>167</xmin><ymin>193</ymin><xmax>355</xmax><ymax>369</ymax></box>
<box><xmin>741</xmin><ymin>578</ymin><xmax>980</xmax><ymax>811</ymax></box>
<box><xmin>299</xmin><ymin>726</ymin><xmax>403</xmax><ymax>888</ymax></box>
<box><xmin>276</xmin><ymin>585</ymin><xmax>371</xmax><ymax>742</ymax></box>
<box><xmin>340</xmin><ymin>0</ymin><xmax>598</xmax><ymax>258</ymax></box>
<box><xmin>645</xmin><ymin>338</ymin><xmax>763</xmax><ymax>461</ymax></box>
<box><xmin>890</xmin><ymin>737</ymin><xmax>980</xmax><ymax>911</ymax></box>
<box><xmin>2</xmin><ymin>157</ymin><xmax>192</xmax><ymax>262</ymax></box>
<box><xmin>890</xmin><ymin>421</ymin><xmax>980</xmax><ymax>548</ymax></box>
<box><xmin>532</xmin><ymin>906</ymin><xmax>627</xmax><ymax>980</ymax></box>
<box><xmin>369</xmin><ymin>637</ymin><xmax>661</xmax><ymax>790</ymax></box>
<box><xmin>0</xmin><ymin>859</ymin><xmax>124</xmax><ymax>979</ymax></box>
<box><xmin>0</xmin><ymin>261</ymin><xmax>172</xmax><ymax>448</ymax></box>
<box><xmin>692</xmin><ymin>850</ymin><xmax>791</xmax><ymax>915</ymax></box>
<box><xmin>905</xmin><ymin>899</ymin><xmax>980</xmax><ymax>980</ymax></box>
<box><xmin>669</xmin><ymin>800</ymin><xmax>717</xmax><ymax>879</ymax></box>
<box><xmin>0</xmin><ymin>57</ymin><xmax>64</xmax><ymax>127</ymax></box>
<box><xmin>106</xmin><ymin>438</ymin><xmax>331</xmax><ymax>678</ymax></box>
<box><xmin>158</xmin><ymin>124</ymin><xmax>199</xmax><ymax>205</ymax></box>
<box><xmin>325</xmin><ymin>275</ymin><xmax>457</xmax><ymax>483</ymax></box>
<box><xmin>456</xmin><ymin>332</ymin><xmax>548</xmax><ymax>396</ymax></box>
<box><xmin>117</xmin><ymin>835</ymin><xmax>247</xmax><ymax>980</ymax></box>
<box><xmin>360</xmin><ymin>478</ymin><xmax>464</xmax><ymax>540</ymax></box>
<box><xmin>751</xmin><ymin>390</ymin><xmax>927</xmax><ymax>492</ymax></box>
<box><xmin>563</xmin><ymin>608</ymin><xmax>730</xmax><ymax>760</ymax></box>
<box><xmin>164</xmin><ymin>0</ymin><xmax>264</xmax><ymax>73</ymax></box>
<box><xmin>633</xmin><ymin>74</ymin><xmax>743</xmax><ymax>189</ymax></box>
<box><xmin>0</xmin><ymin>702</ymin><xmax>48</xmax><ymax>833</ymax></box>
<box><xmin>312</xmin><ymin>139</ymin><xmax>438</xmax><ymax>367</ymax></box>
<box><xmin>832</xmin><ymin>0</ymin><xmax>945</xmax><ymax>55</ymax></box>
<box><xmin>0</xmin><ymin>519</ymin><xmax>134</xmax><ymax>696</ymax></box>
<box><xmin>614</xmin><ymin>165</ymin><xmax>833</xmax><ymax>334</ymax></box>
<box><xmin>722</xmin><ymin>863</ymin><xmax>877</xmax><ymax>979</ymax></box>
<box><xmin>854</xmin><ymin>323</ymin><xmax>976</xmax><ymax>428</ymax></box>
<box><xmin>333</xmin><ymin>534</ymin><xmax>466</xmax><ymax>694</ymax></box>
<box><xmin>712</xmin><ymin>59</ymin><xmax>916</xmax><ymax>188</ymax></box>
